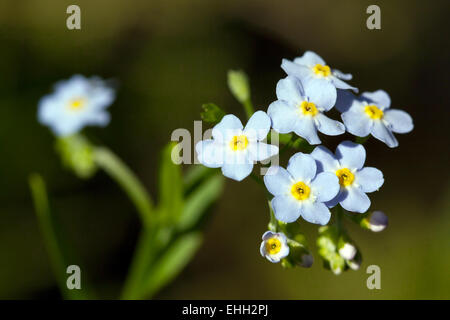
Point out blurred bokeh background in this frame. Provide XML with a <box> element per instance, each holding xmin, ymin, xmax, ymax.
<box><xmin>0</xmin><ymin>0</ymin><xmax>449</xmax><ymax>299</ymax></box>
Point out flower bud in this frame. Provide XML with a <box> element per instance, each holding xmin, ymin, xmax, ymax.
<box><xmin>338</xmin><ymin>242</ymin><xmax>357</xmax><ymax>260</ymax></box>
<box><xmin>367</xmin><ymin>211</ymin><xmax>388</xmax><ymax>232</ymax></box>
<box><xmin>227</xmin><ymin>70</ymin><xmax>250</xmax><ymax>103</ymax></box>
<box><xmin>346</xmin><ymin>251</ymin><xmax>362</xmax><ymax>270</ymax></box>
<box><xmin>55</xmin><ymin>134</ymin><xmax>97</xmax><ymax>179</ymax></box>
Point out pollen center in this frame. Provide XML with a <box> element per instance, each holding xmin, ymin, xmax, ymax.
<box><xmin>230</xmin><ymin>135</ymin><xmax>249</xmax><ymax>151</ymax></box>
<box><xmin>68</xmin><ymin>98</ymin><xmax>86</xmax><ymax>111</ymax></box>
<box><xmin>335</xmin><ymin>168</ymin><xmax>355</xmax><ymax>187</ymax></box>
<box><xmin>265</xmin><ymin>238</ymin><xmax>282</xmax><ymax>255</ymax></box>
<box><xmin>312</xmin><ymin>64</ymin><xmax>331</xmax><ymax>77</ymax></box>
<box><xmin>299</xmin><ymin>101</ymin><xmax>318</xmax><ymax>116</ymax></box>
<box><xmin>291</xmin><ymin>181</ymin><xmax>311</xmax><ymax>201</ymax></box>
<box><xmin>364</xmin><ymin>105</ymin><xmax>383</xmax><ymax>120</ymax></box>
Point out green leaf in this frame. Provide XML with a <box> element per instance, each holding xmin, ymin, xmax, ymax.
<box><xmin>158</xmin><ymin>142</ymin><xmax>184</xmax><ymax>224</ymax></box>
<box><xmin>29</xmin><ymin>174</ymin><xmax>93</xmax><ymax>299</ymax></box>
<box><xmin>200</xmin><ymin>103</ymin><xmax>225</xmax><ymax>124</ymax></box>
<box><xmin>183</xmin><ymin>165</ymin><xmax>215</xmax><ymax>192</ymax></box>
<box><xmin>140</xmin><ymin>232</ymin><xmax>203</xmax><ymax>298</ymax></box>
<box><xmin>177</xmin><ymin>173</ymin><xmax>224</xmax><ymax>231</ymax></box>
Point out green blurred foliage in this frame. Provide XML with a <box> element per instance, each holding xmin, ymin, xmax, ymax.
<box><xmin>0</xmin><ymin>0</ymin><xmax>448</xmax><ymax>299</ymax></box>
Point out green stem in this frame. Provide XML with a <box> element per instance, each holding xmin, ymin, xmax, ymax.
<box><xmin>243</xmin><ymin>99</ymin><xmax>254</xmax><ymax>119</ymax></box>
<box><xmin>93</xmin><ymin>147</ymin><xmax>154</xmax><ymax>228</ymax></box>
<box><xmin>120</xmin><ymin>228</ymin><xmax>155</xmax><ymax>299</ymax></box>
<box><xmin>92</xmin><ymin>147</ymin><xmax>155</xmax><ymax>299</ymax></box>
<box><xmin>29</xmin><ymin>174</ymin><xmax>91</xmax><ymax>299</ymax></box>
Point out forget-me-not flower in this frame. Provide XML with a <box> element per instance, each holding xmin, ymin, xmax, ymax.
<box><xmin>268</xmin><ymin>76</ymin><xmax>345</xmax><ymax>144</ymax></box>
<box><xmin>38</xmin><ymin>75</ymin><xmax>115</xmax><ymax>136</ymax></box>
<box><xmin>311</xmin><ymin>141</ymin><xmax>384</xmax><ymax>213</ymax></box>
<box><xmin>260</xmin><ymin>231</ymin><xmax>290</xmax><ymax>263</ymax></box>
<box><xmin>196</xmin><ymin>111</ymin><xmax>279</xmax><ymax>181</ymax></box>
<box><xmin>281</xmin><ymin>51</ymin><xmax>358</xmax><ymax>94</ymax></box>
<box><xmin>264</xmin><ymin>153</ymin><xmax>340</xmax><ymax>225</ymax></box>
<box><xmin>335</xmin><ymin>89</ymin><xmax>414</xmax><ymax>148</ymax></box>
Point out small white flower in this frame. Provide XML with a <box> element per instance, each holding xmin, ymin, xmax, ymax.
<box><xmin>260</xmin><ymin>231</ymin><xmax>290</xmax><ymax>263</ymax></box>
<box><xmin>38</xmin><ymin>75</ymin><xmax>115</xmax><ymax>136</ymax></box>
<box><xmin>264</xmin><ymin>152</ymin><xmax>340</xmax><ymax>225</ymax></box>
<box><xmin>268</xmin><ymin>76</ymin><xmax>345</xmax><ymax>145</ymax></box>
<box><xmin>281</xmin><ymin>51</ymin><xmax>358</xmax><ymax>94</ymax></box>
<box><xmin>336</xmin><ymin>89</ymin><xmax>414</xmax><ymax>148</ymax></box>
<box><xmin>311</xmin><ymin>141</ymin><xmax>384</xmax><ymax>213</ymax></box>
<box><xmin>196</xmin><ymin>111</ymin><xmax>279</xmax><ymax>181</ymax></box>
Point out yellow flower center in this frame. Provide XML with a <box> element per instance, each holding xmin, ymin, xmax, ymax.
<box><xmin>312</xmin><ymin>64</ymin><xmax>331</xmax><ymax>77</ymax></box>
<box><xmin>265</xmin><ymin>238</ymin><xmax>282</xmax><ymax>255</ymax></box>
<box><xmin>230</xmin><ymin>135</ymin><xmax>249</xmax><ymax>151</ymax></box>
<box><xmin>364</xmin><ymin>105</ymin><xmax>384</xmax><ymax>120</ymax></box>
<box><xmin>299</xmin><ymin>101</ymin><xmax>318</xmax><ymax>116</ymax></box>
<box><xmin>336</xmin><ymin>168</ymin><xmax>355</xmax><ymax>187</ymax></box>
<box><xmin>68</xmin><ymin>98</ymin><xmax>86</xmax><ymax>111</ymax></box>
<box><xmin>291</xmin><ymin>181</ymin><xmax>311</xmax><ymax>201</ymax></box>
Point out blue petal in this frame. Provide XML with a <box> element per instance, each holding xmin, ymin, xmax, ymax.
<box><xmin>315</xmin><ymin>113</ymin><xmax>345</xmax><ymax>136</ymax></box>
<box><xmin>311</xmin><ymin>145</ymin><xmax>339</xmax><ymax>172</ymax></box>
<box><xmin>212</xmin><ymin>114</ymin><xmax>243</xmax><ymax>142</ymax></box>
<box><xmin>244</xmin><ymin>110</ymin><xmax>271</xmax><ymax>141</ymax></box>
<box><xmin>355</xmin><ymin>167</ymin><xmax>384</xmax><ymax>193</ymax></box>
<box><xmin>275</xmin><ymin>77</ymin><xmax>304</xmax><ymax>104</ymax></box>
<box><xmin>362</xmin><ymin>90</ymin><xmax>391</xmax><ymax>109</ymax></box>
<box><xmin>262</xmin><ymin>231</ymin><xmax>276</xmax><ymax>240</ymax></box>
<box><xmin>271</xmin><ymin>195</ymin><xmax>301</xmax><ymax>223</ymax></box>
<box><xmin>248</xmin><ymin>142</ymin><xmax>279</xmax><ymax>162</ymax></box>
<box><xmin>340</xmin><ymin>187</ymin><xmax>371</xmax><ymax>213</ymax></box>
<box><xmin>303</xmin><ymin>78</ymin><xmax>337</xmax><ymax>111</ymax></box>
<box><xmin>293</xmin><ymin>116</ymin><xmax>321</xmax><ymax>145</ymax></box>
<box><xmin>371</xmin><ymin>121</ymin><xmax>398</xmax><ymax>148</ymax></box>
<box><xmin>293</xmin><ymin>51</ymin><xmax>326</xmax><ymax>66</ymax></box>
<box><xmin>341</xmin><ymin>109</ymin><xmax>373</xmax><ymax>137</ymax></box>
<box><xmin>336</xmin><ymin>141</ymin><xmax>366</xmax><ymax>170</ymax></box>
<box><xmin>267</xmin><ymin>100</ymin><xmax>298</xmax><ymax>134</ymax></box>
<box><xmin>325</xmin><ymin>189</ymin><xmax>347</xmax><ymax>208</ymax></box>
<box><xmin>281</xmin><ymin>59</ymin><xmax>314</xmax><ymax>82</ymax></box>
<box><xmin>221</xmin><ymin>159</ymin><xmax>253</xmax><ymax>181</ymax></box>
<box><xmin>195</xmin><ymin>140</ymin><xmax>224</xmax><ymax>168</ymax></box>
<box><xmin>287</xmin><ymin>152</ymin><xmax>317</xmax><ymax>182</ymax></box>
<box><xmin>311</xmin><ymin>172</ymin><xmax>340</xmax><ymax>202</ymax></box>
<box><xmin>335</xmin><ymin>89</ymin><xmax>357</xmax><ymax>113</ymax></box>
<box><xmin>331</xmin><ymin>77</ymin><xmax>358</xmax><ymax>92</ymax></box>
<box><xmin>260</xmin><ymin>242</ymin><xmax>267</xmax><ymax>257</ymax></box>
<box><xmin>300</xmin><ymin>202</ymin><xmax>331</xmax><ymax>225</ymax></box>
<box><xmin>333</xmin><ymin>69</ymin><xmax>353</xmax><ymax>80</ymax></box>
<box><xmin>383</xmin><ymin>109</ymin><xmax>414</xmax><ymax>134</ymax></box>
<box><xmin>264</xmin><ymin>166</ymin><xmax>293</xmax><ymax>196</ymax></box>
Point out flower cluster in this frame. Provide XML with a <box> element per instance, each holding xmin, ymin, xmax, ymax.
<box><xmin>197</xmin><ymin>51</ymin><xmax>413</xmax><ymax>271</ymax></box>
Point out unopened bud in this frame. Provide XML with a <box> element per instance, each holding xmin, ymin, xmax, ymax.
<box><xmin>338</xmin><ymin>242</ymin><xmax>357</xmax><ymax>260</ymax></box>
<box><xmin>368</xmin><ymin>211</ymin><xmax>388</xmax><ymax>232</ymax></box>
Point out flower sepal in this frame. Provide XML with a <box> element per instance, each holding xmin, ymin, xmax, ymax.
<box><xmin>55</xmin><ymin>134</ymin><xmax>97</xmax><ymax>179</ymax></box>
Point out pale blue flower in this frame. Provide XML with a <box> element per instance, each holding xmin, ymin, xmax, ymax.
<box><xmin>264</xmin><ymin>153</ymin><xmax>340</xmax><ymax>225</ymax></box>
<box><xmin>196</xmin><ymin>111</ymin><xmax>279</xmax><ymax>181</ymax></box>
<box><xmin>268</xmin><ymin>76</ymin><xmax>345</xmax><ymax>144</ymax></box>
<box><xmin>38</xmin><ymin>75</ymin><xmax>115</xmax><ymax>136</ymax></box>
<box><xmin>260</xmin><ymin>231</ymin><xmax>290</xmax><ymax>263</ymax></box>
<box><xmin>311</xmin><ymin>141</ymin><xmax>384</xmax><ymax>213</ymax></box>
<box><xmin>281</xmin><ymin>51</ymin><xmax>358</xmax><ymax>94</ymax></box>
<box><xmin>336</xmin><ymin>89</ymin><xmax>414</xmax><ymax>148</ymax></box>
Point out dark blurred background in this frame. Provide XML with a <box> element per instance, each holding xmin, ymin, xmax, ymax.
<box><xmin>0</xmin><ymin>0</ymin><xmax>449</xmax><ymax>299</ymax></box>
